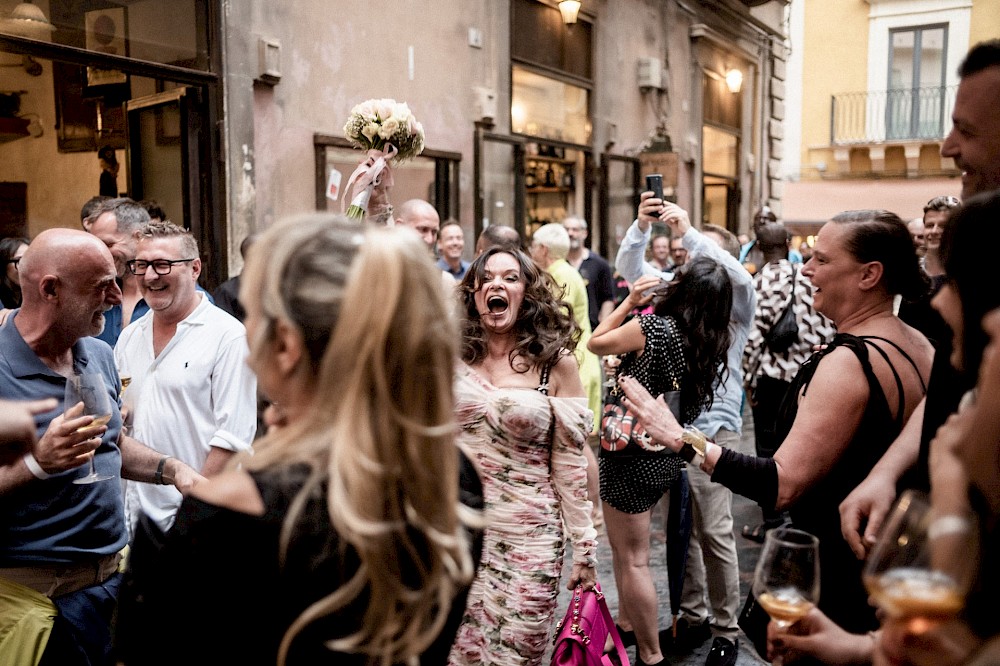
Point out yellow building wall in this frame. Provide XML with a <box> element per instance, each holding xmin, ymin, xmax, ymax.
<box><xmin>970</xmin><ymin>1</ymin><xmax>1000</xmax><ymax>48</ymax></box>
<box><xmin>799</xmin><ymin>0</ymin><xmax>870</xmax><ymax>179</ymax></box>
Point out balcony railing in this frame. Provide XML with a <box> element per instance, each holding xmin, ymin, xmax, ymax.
<box><xmin>831</xmin><ymin>85</ymin><xmax>957</xmax><ymax>145</ymax></box>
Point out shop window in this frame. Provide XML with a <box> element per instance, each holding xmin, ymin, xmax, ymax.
<box><xmin>511</xmin><ymin>66</ymin><xmax>590</xmax><ymax>146</ymax></box>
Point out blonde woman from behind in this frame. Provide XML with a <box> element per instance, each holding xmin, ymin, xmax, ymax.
<box><xmin>115</xmin><ymin>214</ymin><xmax>484</xmax><ymax>666</ymax></box>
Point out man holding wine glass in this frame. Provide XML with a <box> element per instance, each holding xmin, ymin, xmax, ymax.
<box><xmin>0</xmin><ymin>229</ymin><xmax>203</xmax><ymax>666</ymax></box>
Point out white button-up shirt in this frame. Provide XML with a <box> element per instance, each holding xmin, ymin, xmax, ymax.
<box><xmin>115</xmin><ymin>294</ymin><xmax>257</xmax><ymax>532</ymax></box>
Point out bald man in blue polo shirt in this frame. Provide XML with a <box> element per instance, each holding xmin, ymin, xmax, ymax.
<box><xmin>0</xmin><ymin>229</ymin><xmax>203</xmax><ymax>666</ymax></box>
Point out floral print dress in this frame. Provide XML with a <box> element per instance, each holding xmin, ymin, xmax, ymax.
<box><xmin>448</xmin><ymin>364</ymin><xmax>597</xmax><ymax>666</ymax></box>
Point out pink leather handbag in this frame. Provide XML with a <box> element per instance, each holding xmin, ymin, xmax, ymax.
<box><xmin>551</xmin><ymin>583</ymin><xmax>631</xmax><ymax>666</ymax></box>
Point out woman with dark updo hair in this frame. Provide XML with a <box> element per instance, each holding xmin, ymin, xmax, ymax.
<box><xmin>621</xmin><ymin>209</ymin><xmax>934</xmax><ymax>640</ymax></box>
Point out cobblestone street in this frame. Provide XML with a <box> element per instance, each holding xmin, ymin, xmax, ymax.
<box><xmin>550</xmin><ymin>405</ymin><xmax>769</xmax><ymax>665</ymax></box>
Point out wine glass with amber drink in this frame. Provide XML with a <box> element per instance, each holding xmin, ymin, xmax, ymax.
<box><xmin>753</xmin><ymin>527</ymin><xmax>821</xmax><ymax>632</ymax></box>
<box><xmin>863</xmin><ymin>490</ymin><xmax>976</xmax><ymax>624</ymax></box>
<box><xmin>66</xmin><ymin>372</ymin><xmax>114</xmax><ymax>484</ymax></box>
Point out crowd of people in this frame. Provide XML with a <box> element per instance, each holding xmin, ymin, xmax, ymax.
<box><xmin>0</xmin><ymin>37</ymin><xmax>997</xmax><ymax>666</ymax></box>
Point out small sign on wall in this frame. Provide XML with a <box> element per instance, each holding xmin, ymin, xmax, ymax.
<box><xmin>639</xmin><ymin>152</ymin><xmax>679</xmax><ymax>190</ymax></box>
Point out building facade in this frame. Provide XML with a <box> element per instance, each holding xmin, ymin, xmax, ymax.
<box><xmin>1</xmin><ymin>0</ymin><xmax>789</xmax><ymax>283</ymax></box>
<box><xmin>781</xmin><ymin>0</ymin><xmax>1000</xmax><ymax>237</ymax></box>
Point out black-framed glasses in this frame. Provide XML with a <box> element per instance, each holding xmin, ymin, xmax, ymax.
<box><xmin>126</xmin><ymin>258</ymin><xmax>196</xmax><ymax>275</ymax></box>
<box><xmin>4</xmin><ymin>258</ymin><xmax>19</xmax><ymax>266</ymax></box>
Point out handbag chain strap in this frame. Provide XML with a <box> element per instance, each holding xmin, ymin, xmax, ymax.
<box><xmin>553</xmin><ymin>585</ymin><xmax>604</xmax><ymax>645</ymax></box>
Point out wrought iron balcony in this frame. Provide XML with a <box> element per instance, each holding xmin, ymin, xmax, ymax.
<box><xmin>831</xmin><ymin>85</ymin><xmax>957</xmax><ymax>145</ymax></box>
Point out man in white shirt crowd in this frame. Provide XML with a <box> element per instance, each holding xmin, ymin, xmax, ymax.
<box><xmin>115</xmin><ymin>221</ymin><xmax>257</xmax><ymax>533</ymax></box>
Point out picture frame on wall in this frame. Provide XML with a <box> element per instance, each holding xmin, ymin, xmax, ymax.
<box><xmin>85</xmin><ymin>7</ymin><xmax>128</xmax><ymax>89</ymax></box>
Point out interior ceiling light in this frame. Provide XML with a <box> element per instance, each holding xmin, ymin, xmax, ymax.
<box><xmin>2</xmin><ymin>1</ymin><xmax>57</xmax><ymax>41</ymax></box>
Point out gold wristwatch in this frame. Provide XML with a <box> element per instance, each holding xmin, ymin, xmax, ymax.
<box><xmin>678</xmin><ymin>427</ymin><xmax>709</xmax><ymax>467</ymax></box>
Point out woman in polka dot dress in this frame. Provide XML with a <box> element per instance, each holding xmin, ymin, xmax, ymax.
<box><xmin>588</xmin><ymin>256</ymin><xmax>733</xmax><ymax>666</ymax></box>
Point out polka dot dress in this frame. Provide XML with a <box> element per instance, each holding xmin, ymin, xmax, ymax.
<box><xmin>599</xmin><ymin>315</ymin><xmax>689</xmax><ymax>514</ymax></box>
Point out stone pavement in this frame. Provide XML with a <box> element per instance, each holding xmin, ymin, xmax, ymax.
<box><xmin>549</xmin><ymin>404</ymin><xmax>770</xmax><ymax>665</ymax></box>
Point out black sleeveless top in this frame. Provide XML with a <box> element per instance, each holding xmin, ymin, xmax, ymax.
<box><xmin>116</xmin><ymin>457</ymin><xmax>484</xmax><ymax>665</ymax></box>
<box><xmin>775</xmin><ymin>333</ymin><xmax>927</xmax><ymax>634</ymax></box>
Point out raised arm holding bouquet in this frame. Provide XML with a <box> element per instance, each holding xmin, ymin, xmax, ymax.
<box><xmin>342</xmin><ymin>98</ymin><xmax>425</xmax><ymax>224</ymax></box>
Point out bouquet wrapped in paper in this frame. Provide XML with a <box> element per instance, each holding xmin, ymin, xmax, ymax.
<box><xmin>342</xmin><ymin>98</ymin><xmax>425</xmax><ymax>224</ymax></box>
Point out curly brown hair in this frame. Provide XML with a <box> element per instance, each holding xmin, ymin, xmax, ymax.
<box><xmin>459</xmin><ymin>247</ymin><xmax>581</xmax><ymax>373</ymax></box>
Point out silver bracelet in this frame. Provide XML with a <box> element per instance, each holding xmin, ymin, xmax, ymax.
<box><xmin>23</xmin><ymin>452</ymin><xmax>52</xmax><ymax>480</ymax></box>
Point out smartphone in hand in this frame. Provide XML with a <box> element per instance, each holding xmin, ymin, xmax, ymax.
<box><xmin>645</xmin><ymin>174</ymin><xmax>663</xmax><ymax>201</ymax></box>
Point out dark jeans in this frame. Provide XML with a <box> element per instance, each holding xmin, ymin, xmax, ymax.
<box><xmin>751</xmin><ymin>376</ymin><xmax>792</xmax><ymax>526</ymax></box>
<box><xmin>39</xmin><ymin>573</ymin><xmax>122</xmax><ymax>666</ymax></box>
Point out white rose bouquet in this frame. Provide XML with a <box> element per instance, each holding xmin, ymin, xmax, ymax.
<box><xmin>342</xmin><ymin>99</ymin><xmax>425</xmax><ymax>222</ymax></box>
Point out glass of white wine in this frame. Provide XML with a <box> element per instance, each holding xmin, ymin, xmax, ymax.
<box><xmin>753</xmin><ymin>526</ymin><xmax>821</xmax><ymax>631</ymax></box>
<box><xmin>862</xmin><ymin>489</ymin><xmax>976</xmax><ymax>623</ymax></box>
<box><xmin>66</xmin><ymin>372</ymin><xmax>114</xmax><ymax>484</ymax></box>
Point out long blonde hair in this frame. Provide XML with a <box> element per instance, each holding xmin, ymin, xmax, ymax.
<box><xmin>239</xmin><ymin>213</ymin><xmax>477</xmax><ymax>665</ymax></box>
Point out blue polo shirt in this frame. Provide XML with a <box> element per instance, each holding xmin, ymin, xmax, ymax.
<box><xmin>0</xmin><ymin>312</ymin><xmax>126</xmax><ymax>565</ymax></box>
<box><xmin>436</xmin><ymin>257</ymin><xmax>470</xmax><ymax>281</ymax></box>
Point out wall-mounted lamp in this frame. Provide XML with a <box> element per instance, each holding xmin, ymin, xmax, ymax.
<box><xmin>725</xmin><ymin>67</ymin><xmax>743</xmax><ymax>94</ymax></box>
<box><xmin>558</xmin><ymin>0</ymin><xmax>582</xmax><ymax>25</ymax></box>
<box><xmin>1</xmin><ymin>1</ymin><xmax>57</xmax><ymax>41</ymax></box>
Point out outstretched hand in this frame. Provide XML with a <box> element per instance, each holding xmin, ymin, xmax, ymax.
<box><xmin>839</xmin><ymin>470</ymin><xmax>896</xmax><ymax>559</ymax></box>
<box><xmin>0</xmin><ymin>397</ymin><xmax>57</xmax><ymax>467</ymax></box>
<box><xmin>618</xmin><ymin>375</ymin><xmax>683</xmax><ymax>452</ymax></box>
<box><xmin>636</xmin><ymin>192</ymin><xmax>693</xmax><ymax>239</ymax></box>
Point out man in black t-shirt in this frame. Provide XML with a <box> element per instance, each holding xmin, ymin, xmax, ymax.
<box><xmin>563</xmin><ymin>216</ymin><xmax>615</xmax><ymax>332</ymax></box>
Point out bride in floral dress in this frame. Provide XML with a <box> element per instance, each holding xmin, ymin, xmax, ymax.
<box><xmin>448</xmin><ymin>247</ymin><xmax>598</xmax><ymax>666</ymax></box>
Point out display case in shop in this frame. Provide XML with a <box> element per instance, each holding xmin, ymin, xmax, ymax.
<box><xmin>524</xmin><ymin>148</ymin><xmax>579</xmax><ymax>238</ymax></box>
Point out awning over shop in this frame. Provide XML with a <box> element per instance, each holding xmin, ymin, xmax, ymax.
<box><xmin>782</xmin><ymin>176</ymin><xmax>962</xmax><ymax>234</ymax></box>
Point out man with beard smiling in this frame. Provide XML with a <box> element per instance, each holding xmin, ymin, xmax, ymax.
<box><xmin>941</xmin><ymin>39</ymin><xmax>1000</xmax><ymax>199</ymax></box>
<box><xmin>0</xmin><ymin>229</ymin><xmax>203</xmax><ymax>666</ymax></box>
<box><xmin>114</xmin><ymin>222</ymin><xmax>257</xmax><ymax>534</ymax></box>
<box><xmin>563</xmin><ymin>216</ymin><xmax>614</xmax><ymax>332</ymax></box>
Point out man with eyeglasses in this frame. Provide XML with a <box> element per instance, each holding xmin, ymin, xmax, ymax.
<box><xmin>82</xmin><ymin>198</ymin><xmax>213</xmax><ymax>347</ymax></box>
<box><xmin>114</xmin><ymin>221</ymin><xmax>257</xmax><ymax>534</ymax></box>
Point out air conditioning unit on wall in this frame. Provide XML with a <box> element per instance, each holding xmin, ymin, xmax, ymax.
<box><xmin>637</xmin><ymin>57</ymin><xmax>663</xmax><ymax>92</ymax></box>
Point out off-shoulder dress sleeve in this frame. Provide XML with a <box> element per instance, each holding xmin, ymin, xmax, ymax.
<box><xmin>549</xmin><ymin>396</ymin><xmax>598</xmax><ymax>567</ymax></box>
